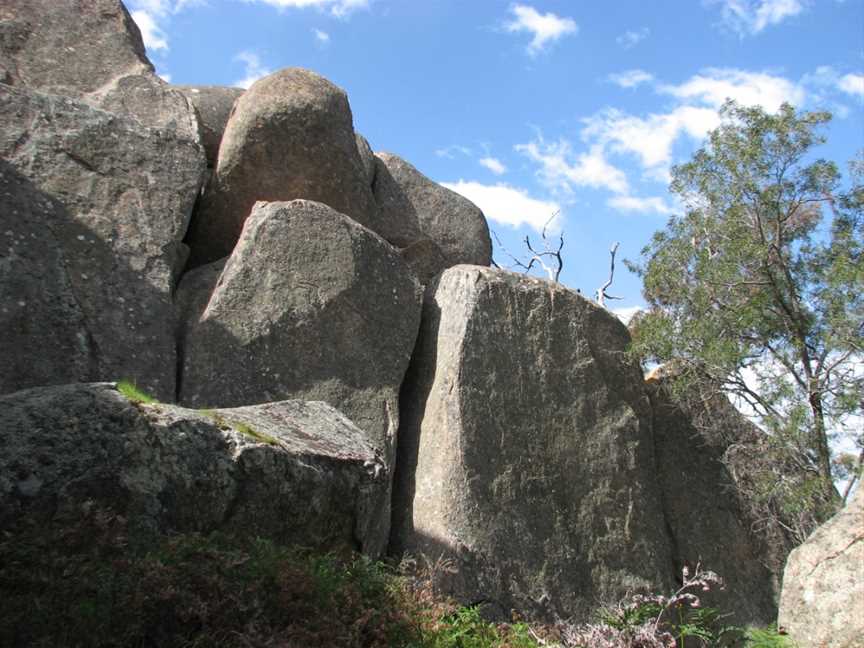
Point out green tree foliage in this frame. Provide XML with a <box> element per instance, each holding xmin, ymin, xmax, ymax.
<box><xmin>628</xmin><ymin>101</ymin><xmax>863</xmax><ymax>530</ymax></box>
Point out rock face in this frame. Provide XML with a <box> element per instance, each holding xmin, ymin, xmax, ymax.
<box><xmin>0</xmin><ymin>161</ymin><xmax>93</xmax><ymax>393</ymax></box>
<box><xmin>373</xmin><ymin>153</ymin><xmax>492</xmax><ymax>268</ymax></box>
<box><xmin>779</xmin><ymin>487</ymin><xmax>864</xmax><ymax>648</ymax></box>
<box><xmin>0</xmin><ymin>382</ymin><xmax>388</xmax><ymax>554</ymax></box>
<box><xmin>185</xmin><ymin>69</ymin><xmax>381</xmax><ymax>266</ymax></box>
<box><xmin>0</xmin><ymin>85</ymin><xmax>205</xmax><ymax>400</ymax></box>
<box><xmin>177</xmin><ymin>85</ymin><xmax>245</xmax><ymax>167</ymax></box>
<box><xmin>391</xmin><ymin>266</ymin><xmax>673</xmax><ymax>621</ymax></box>
<box><xmin>0</xmin><ymin>0</ymin><xmax>199</xmax><ymax>140</ymax></box>
<box><xmin>648</xmin><ymin>380</ymin><xmax>780</xmax><ymax>625</ymax></box>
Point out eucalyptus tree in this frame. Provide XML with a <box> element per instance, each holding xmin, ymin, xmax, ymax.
<box><xmin>628</xmin><ymin>101</ymin><xmax>863</xmax><ymax>525</ymax></box>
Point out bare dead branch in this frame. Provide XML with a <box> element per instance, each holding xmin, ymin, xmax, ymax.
<box><xmin>490</xmin><ymin>212</ymin><xmax>565</xmax><ymax>283</ymax></box>
<box><xmin>596</xmin><ymin>241</ymin><xmax>623</xmax><ymax>307</ymax></box>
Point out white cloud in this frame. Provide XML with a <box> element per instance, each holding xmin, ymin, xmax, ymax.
<box><xmin>517</xmin><ymin>139</ymin><xmax>630</xmax><ymax>195</ymax></box>
<box><xmin>582</xmin><ymin>105</ymin><xmax>719</xmax><ymax>174</ymax></box>
<box><xmin>440</xmin><ymin>180</ymin><xmax>561</xmax><ymax>232</ymax></box>
<box><xmin>158</xmin><ymin>72</ymin><xmax>172</xmax><ymax>82</ymax></box>
<box><xmin>616</xmin><ymin>27</ymin><xmax>649</xmax><ymax>49</ymax></box>
<box><xmin>838</xmin><ymin>73</ymin><xmax>864</xmax><ymax>97</ymax></box>
<box><xmin>479</xmin><ymin>157</ymin><xmax>508</xmax><ymax>175</ymax></box>
<box><xmin>612</xmin><ymin>305</ymin><xmax>643</xmax><ymax>324</ymax></box>
<box><xmin>608</xmin><ymin>69</ymin><xmax>654</xmax><ymax>89</ymax></box>
<box><xmin>714</xmin><ymin>0</ymin><xmax>807</xmax><ymax>35</ymax></box>
<box><xmin>241</xmin><ymin>0</ymin><xmax>369</xmax><ymax>17</ymax></box>
<box><xmin>435</xmin><ymin>145</ymin><xmax>473</xmax><ymax>159</ymax></box>
<box><xmin>130</xmin><ymin>10</ymin><xmax>169</xmax><ymax>52</ymax></box>
<box><xmin>504</xmin><ymin>4</ymin><xmax>578</xmax><ymax>56</ymax></box>
<box><xmin>314</xmin><ymin>28</ymin><xmax>331</xmax><ymax>44</ymax></box>
<box><xmin>660</xmin><ymin>68</ymin><xmax>806</xmax><ymax>111</ymax></box>
<box><xmin>233</xmin><ymin>51</ymin><xmax>272</xmax><ymax>88</ymax></box>
<box><xmin>607</xmin><ymin>195</ymin><xmax>676</xmax><ymax>215</ymax></box>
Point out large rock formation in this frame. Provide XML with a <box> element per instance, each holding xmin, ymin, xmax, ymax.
<box><xmin>0</xmin><ymin>85</ymin><xmax>205</xmax><ymax>400</ymax></box>
<box><xmin>0</xmin><ymin>382</ymin><xmax>388</xmax><ymax>554</ymax></box>
<box><xmin>176</xmin><ymin>85</ymin><xmax>245</xmax><ymax>167</ymax></box>
<box><xmin>0</xmin><ymin>0</ymin><xmax>199</xmax><ymax>141</ymax></box>
<box><xmin>647</xmin><ymin>379</ymin><xmax>782</xmax><ymax>625</ymax></box>
<box><xmin>779</xmin><ymin>487</ymin><xmax>864</xmax><ymax>648</ymax></box>
<box><xmin>391</xmin><ymin>266</ymin><xmax>673</xmax><ymax>621</ymax></box>
<box><xmin>0</xmin><ymin>161</ymin><xmax>93</xmax><ymax>392</ymax></box>
<box><xmin>185</xmin><ymin>69</ymin><xmax>381</xmax><ymax>266</ymax></box>
<box><xmin>178</xmin><ymin>200</ymin><xmax>422</xmax><ymax>549</ymax></box>
<box><xmin>373</xmin><ymin>153</ymin><xmax>492</xmax><ymax>268</ymax></box>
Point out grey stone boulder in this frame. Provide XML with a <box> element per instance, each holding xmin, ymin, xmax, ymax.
<box><xmin>0</xmin><ymin>85</ymin><xmax>206</xmax><ymax>400</ymax></box>
<box><xmin>647</xmin><ymin>379</ymin><xmax>782</xmax><ymax>626</ymax></box>
<box><xmin>0</xmin><ymin>382</ymin><xmax>388</xmax><ymax>555</ymax></box>
<box><xmin>356</xmin><ymin>133</ymin><xmax>377</xmax><ymax>187</ymax></box>
<box><xmin>391</xmin><ymin>266</ymin><xmax>673</xmax><ymax>622</ymax></box>
<box><xmin>0</xmin><ymin>0</ymin><xmax>200</xmax><ymax>142</ymax></box>
<box><xmin>779</xmin><ymin>486</ymin><xmax>864</xmax><ymax>647</ymax></box>
<box><xmin>178</xmin><ymin>200</ymin><xmax>422</xmax><ymax>549</ymax></box>
<box><xmin>0</xmin><ymin>161</ymin><xmax>94</xmax><ymax>393</ymax></box>
<box><xmin>184</xmin><ymin>68</ymin><xmax>381</xmax><ymax>266</ymax></box>
<box><xmin>373</xmin><ymin>153</ymin><xmax>492</xmax><ymax>267</ymax></box>
<box><xmin>177</xmin><ymin>85</ymin><xmax>245</xmax><ymax>167</ymax></box>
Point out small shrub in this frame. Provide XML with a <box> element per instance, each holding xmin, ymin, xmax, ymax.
<box><xmin>744</xmin><ymin>625</ymin><xmax>797</xmax><ymax>648</ymax></box>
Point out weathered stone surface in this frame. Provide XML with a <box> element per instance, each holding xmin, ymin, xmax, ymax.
<box><xmin>0</xmin><ymin>382</ymin><xmax>388</xmax><ymax>555</ymax></box>
<box><xmin>398</xmin><ymin>238</ymin><xmax>449</xmax><ymax>285</ymax></box>
<box><xmin>0</xmin><ymin>161</ymin><xmax>94</xmax><ymax>393</ymax></box>
<box><xmin>0</xmin><ymin>0</ymin><xmax>200</xmax><ymax>141</ymax></box>
<box><xmin>369</xmin><ymin>155</ymin><xmax>426</xmax><ymax>249</ymax></box>
<box><xmin>184</xmin><ymin>68</ymin><xmax>380</xmax><ymax>266</ymax></box>
<box><xmin>391</xmin><ymin>266</ymin><xmax>672</xmax><ymax>622</ymax></box>
<box><xmin>648</xmin><ymin>379</ymin><xmax>781</xmax><ymax>626</ymax></box>
<box><xmin>779</xmin><ymin>487</ymin><xmax>864</xmax><ymax>648</ymax></box>
<box><xmin>356</xmin><ymin>133</ymin><xmax>377</xmax><ymax>187</ymax></box>
<box><xmin>179</xmin><ymin>200</ymin><xmax>422</xmax><ymax>541</ymax></box>
<box><xmin>374</xmin><ymin>153</ymin><xmax>492</xmax><ymax>267</ymax></box>
<box><xmin>0</xmin><ymin>85</ymin><xmax>206</xmax><ymax>399</ymax></box>
<box><xmin>177</xmin><ymin>85</ymin><xmax>245</xmax><ymax>167</ymax></box>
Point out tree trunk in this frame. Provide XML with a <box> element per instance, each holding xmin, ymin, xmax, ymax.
<box><xmin>809</xmin><ymin>387</ymin><xmax>840</xmax><ymax>510</ymax></box>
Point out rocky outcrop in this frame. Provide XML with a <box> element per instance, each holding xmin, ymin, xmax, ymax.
<box><xmin>0</xmin><ymin>85</ymin><xmax>205</xmax><ymax>400</ymax></box>
<box><xmin>779</xmin><ymin>487</ymin><xmax>864</xmax><ymax>648</ymax></box>
<box><xmin>0</xmin><ymin>0</ymin><xmax>200</xmax><ymax>141</ymax></box>
<box><xmin>373</xmin><ymin>153</ymin><xmax>492</xmax><ymax>268</ymax></box>
<box><xmin>184</xmin><ymin>69</ymin><xmax>380</xmax><ymax>266</ymax></box>
<box><xmin>177</xmin><ymin>85</ymin><xmax>245</xmax><ymax>167</ymax></box>
<box><xmin>391</xmin><ymin>265</ymin><xmax>673</xmax><ymax>621</ymax></box>
<box><xmin>648</xmin><ymin>379</ymin><xmax>781</xmax><ymax>625</ymax></box>
<box><xmin>0</xmin><ymin>161</ymin><xmax>93</xmax><ymax>393</ymax></box>
<box><xmin>0</xmin><ymin>382</ymin><xmax>388</xmax><ymax>554</ymax></box>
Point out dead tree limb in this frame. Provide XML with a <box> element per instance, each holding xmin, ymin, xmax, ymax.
<box><xmin>596</xmin><ymin>241</ymin><xmax>623</xmax><ymax>307</ymax></box>
<box><xmin>491</xmin><ymin>212</ymin><xmax>564</xmax><ymax>282</ymax></box>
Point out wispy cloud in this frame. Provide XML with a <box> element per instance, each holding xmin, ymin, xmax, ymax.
<box><xmin>516</xmin><ymin>139</ymin><xmax>630</xmax><ymax>195</ymax></box>
<box><xmin>838</xmin><ymin>73</ymin><xmax>864</xmax><ymax>98</ymax></box>
<box><xmin>313</xmin><ymin>28</ymin><xmax>331</xmax><ymax>45</ymax></box>
<box><xmin>479</xmin><ymin>157</ymin><xmax>508</xmax><ymax>175</ymax></box>
<box><xmin>504</xmin><ymin>4</ymin><xmax>578</xmax><ymax>56</ymax></box>
<box><xmin>612</xmin><ymin>305</ymin><xmax>643</xmax><ymax>325</ymax></box>
<box><xmin>233</xmin><ymin>51</ymin><xmax>272</xmax><ymax>88</ymax></box>
<box><xmin>659</xmin><ymin>68</ymin><xmax>805</xmax><ymax>111</ymax></box>
<box><xmin>712</xmin><ymin>0</ymin><xmax>808</xmax><ymax>36</ymax></box>
<box><xmin>131</xmin><ymin>9</ymin><xmax>169</xmax><ymax>52</ymax></box>
<box><xmin>607</xmin><ymin>195</ymin><xmax>676</xmax><ymax>215</ymax></box>
<box><xmin>440</xmin><ymin>180</ymin><xmax>561</xmax><ymax>232</ymax></box>
<box><xmin>241</xmin><ymin>0</ymin><xmax>370</xmax><ymax>18</ymax></box>
<box><xmin>608</xmin><ymin>69</ymin><xmax>654</xmax><ymax>89</ymax></box>
<box><xmin>435</xmin><ymin>145</ymin><xmax>473</xmax><ymax>159</ymax></box>
<box><xmin>616</xmin><ymin>27</ymin><xmax>649</xmax><ymax>49</ymax></box>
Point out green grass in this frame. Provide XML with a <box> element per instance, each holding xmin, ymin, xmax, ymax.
<box><xmin>116</xmin><ymin>379</ymin><xmax>159</xmax><ymax>404</ymax></box>
<box><xmin>200</xmin><ymin>410</ymin><xmax>280</xmax><ymax>446</ymax></box>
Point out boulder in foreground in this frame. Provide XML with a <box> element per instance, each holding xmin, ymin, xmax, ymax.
<box><xmin>779</xmin><ymin>486</ymin><xmax>864</xmax><ymax>648</ymax></box>
<box><xmin>0</xmin><ymin>383</ymin><xmax>388</xmax><ymax>555</ymax></box>
<box><xmin>391</xmin><ymin>265</ymin><xmax>672</xmax><ymax>621</ymax></box>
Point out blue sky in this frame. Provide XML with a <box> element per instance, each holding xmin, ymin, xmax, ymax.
<box><xmin>129</xmin><ymin>0</ymin><xmax>863</xmax><ymax>319</ymax></box>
